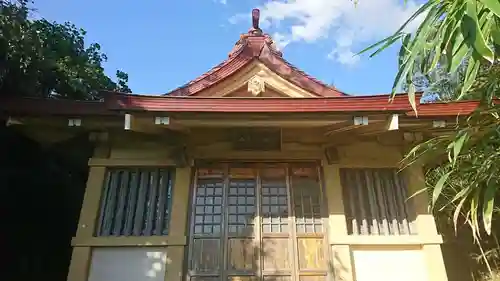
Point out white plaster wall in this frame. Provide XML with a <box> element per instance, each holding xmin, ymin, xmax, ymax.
<box><xmin>352</xmin><ymin>247</ymin><xmax>429</xmax><ymax>281</ymax></box>
<box><xmin>87</xmin><ymin>248</ymin><xmax>168</xmax><ymax>281</ymax></box>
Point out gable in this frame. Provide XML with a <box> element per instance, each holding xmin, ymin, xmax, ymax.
<box><xmin>189</xmin><ymin>61</ymin><xmax>320</xmax><ymax>98</ymax></box>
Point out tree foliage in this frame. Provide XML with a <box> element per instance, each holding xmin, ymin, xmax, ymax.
<box><xmin>359</xmin><ymin>0</ymin><xmax>500</xmax><ymax>239</ymax></box>
<box><xmin>0</xmin><ymin>0</ymin><xmax>131</xmax><ymax>100</ymax></box>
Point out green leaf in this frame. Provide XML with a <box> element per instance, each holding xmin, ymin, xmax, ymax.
<box><xmin>452</xmin><ymin>132</ymin><xmax>468</xmax><ymax>165</ymax></box>
<box><xmin>357</xmin><ymin>35</ymin><xmax>402</xmax><ymax>56</ymax></box>
<box><xmin>458</xmin><ymin>56</ymin><xmax>481</xmax><ymax>99</ymax></box>
<box><xmin>448</xmin><ymin>32</ymin><xmax>469</xmax><ymax>73</ymax></box>
<box><xmin>369</xmin><ymin>33</ymin><xmax>405</xmax><ymax>58</ymax></box>
<box><xmin>398</xmin><ymin>33</ymin><xmax>412</xmax><ymax>68</ymax></box>
<box><xmin>463</xmin><ymin>1</ymin><xmax>495</xmax><ymax>62</ymax></box>
<box><xmin>479</xmin><ymin>0</ymin><xmax>500</xmax><ymax>18</ymax></box>
<box><xmin>408</xmin><ymin>82</ymin><xmax>417</xmax><ymax>114</ymax></box>
<box><xmin>453</xmin><ymin>189</ymin><xmax>472</xmax><ymax>234</ymax></box>
<box><xmin>482</xmin><ymin>183</ymin><xmax>497</xmax><ymax>235</ymax></box>
<box><xmin>432</xmin><ymin>171</ymin><xmax>452</xmax><ymax>206</ymax></box>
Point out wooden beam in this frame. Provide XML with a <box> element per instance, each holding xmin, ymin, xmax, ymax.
<box><xmin>386</xmin><ymin>114</ymin><xmax>399</xmax><ymax>131</ymax></box>
<box><xmin>175</xmin><ymin>118</ymin><xmax>346</xmax><ymax>127</ymax></box>
<box><xmin>124</xmin><ymin>113</ymin><xmax>132</xmax><ymax>130</ymax></box>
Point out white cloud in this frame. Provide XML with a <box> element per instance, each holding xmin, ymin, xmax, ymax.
<box><xmin>231</xmin><ymin>0</ymin><xmax>424</xmax><ymax>65</ymax></box>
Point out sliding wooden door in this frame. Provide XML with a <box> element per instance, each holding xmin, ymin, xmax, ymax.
<box><xmin>187</xmin><ymin>163</ymin><xmax>329</xmax><ymax>281</ymax></box>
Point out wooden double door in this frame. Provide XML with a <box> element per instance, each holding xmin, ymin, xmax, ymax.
<box><xmin>186</xmin><ymin>163</ymin><xmax>330</xmax><ymax>281</ymax></box>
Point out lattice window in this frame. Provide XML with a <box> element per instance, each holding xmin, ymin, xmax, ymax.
<box><xmin>228</xmin><ymin>168</ymin><xmax>257</xmax><ymax>235</ymax></box>
<box><xmin>95</xmin><ymin>168</ymin><xmax>174</xmax><ymax>237</ymax></box>
<box><xmin>261</xmin><ymin>167</ymin><xmax>288</xmax><ymax>233</ymax></box>
<box><xmin>340</xmin><ymin>168</ymin><xmax>416</xmax><ymax>235</ymax></box>
<box><xmin>193</xmin><ymin>178</ymin><xmax>224</xmax><ymax>235</ymax></box>
<box><xmin>188</xmin><ymin>164</ymin><xmax>328</xmax><ymax>281</ymax></box>
<box><xmin>291</xmin><ymin>167</ymin><xmax>323</xmax><ymax>233</ymax></box>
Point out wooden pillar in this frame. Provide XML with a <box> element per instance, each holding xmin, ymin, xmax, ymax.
<box><xmin>323</xmin><ymin>164</ymin><xmax>354</xmax><ymax>281</ymax></box>
<box><xmin>66</xmin><ymin>166</ymin><xmax>107</xmax><ymax>281</ymax></box>
<box><xmin>406</xmin><ymin>165</ymin><xmax>448</xmax><ymax>281</ymax></box>
<box><xmin>164</xmin><ymin>167</ymin><xmax>192</xmax><ymax>281</ymax></box>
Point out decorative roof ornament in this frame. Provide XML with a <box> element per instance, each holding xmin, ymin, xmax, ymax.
<box><xmin>247</xmin><ymin>75</ymin><xmax>265</xmax><ymax>96</ymax></box>
<box><xmin>249</xmin><ymin>8</ymin><xmax>262</xmax><ymax>35</ymax></box>
<box><xmin>228</xmin><ymin>8</ymin><xmax>283</xmax><ymax>58</ymax></box>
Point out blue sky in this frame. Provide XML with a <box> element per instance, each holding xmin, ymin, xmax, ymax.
<box><xmin>34</xmin><ymin>0</ymin><xmax>421</xmax><ymax>96</ymax></box>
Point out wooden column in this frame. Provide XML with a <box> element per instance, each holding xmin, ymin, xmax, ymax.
<box><xmin>66</xmin><ymin>166</ymin><xmax>107</xmax><ymax>281</ymax></box>
<box><xmin>164</xmin><ymin>167</ymin><xmax>192</xmax><ymax>281</ymax></box>
<box><xmin>406</xmin><ymin>164</ymin><xmax>448</xmax><ymax>281</ymax></box>
<box><xmin>323</xmin><ymin>164</ymin><xmax>354</xmax><ymax>281</ymax></box>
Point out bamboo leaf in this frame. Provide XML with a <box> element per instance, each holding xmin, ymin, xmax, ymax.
<box><xmin>357</xmin><ymin>35</ymin><xmax>401</xmax><ymax>56</ymax></box>
<box><xmin>482</xmin><ymin>182</ymin><xmax>497</xmax><ymax>235</ymax></box>
<box><xmin>471</xmin><ymin>188</ymin><xmax>482</xmax><ymax>239</ymax></box>
<box><xmin>453</xmin><ymin>191</ymin><xmax>471</xmax><ymax>234</ymax></box>
<box><xmin>432</xmin><ymin>171</ymin><xmax>452</xmax><ymax>206</ymax></box>
<box><xmin>458</xmin><ymin>56</ymin><xmax>481</xmax><ymax>99</ymax></box>
<box><xmin>463</xmin><ymin>1</ymin><xmax>495</xmax><ymax>62</ymax></box>
<box><xmin>452</xmin><ymin>132</ymin><xmax>468</xmax><ymax>165</ymax></box>
<box><xmin>399</xmin><ymin>33</ymin><xmax>412</xmax><ymax>68</ymax></box>
<box><xmin>479</xmin><ymin>0</ymin><xmax>500</xmax><ymax>18</ymax></box>
<box><xmin>408</xmin><ymin>82</ymin><xmax>417</xmax><ymax>114</ymax></box>
<box><xmin>368</xmin><ymin>33</ymin><xmax>405</xmax><ymax>58</ymax></box>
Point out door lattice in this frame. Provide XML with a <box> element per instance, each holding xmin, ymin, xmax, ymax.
<box><xmin>187</xmin><ymin>163</ymin><xmax>329</xmax><ymax>281</ymax></box>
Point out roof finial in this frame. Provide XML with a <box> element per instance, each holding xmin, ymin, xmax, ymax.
<box><xmin>252</xmin><ymin>8</ymin><xmax>260</xmax><ymax>30</ymax></box>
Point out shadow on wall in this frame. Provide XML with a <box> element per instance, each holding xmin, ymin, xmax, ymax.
<box><xmin>0</xmin><ymin>123</ymin><xmax>94</xmax><ymax>281</ymax></box>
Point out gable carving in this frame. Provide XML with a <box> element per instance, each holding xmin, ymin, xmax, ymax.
<box><xmin>191</xmin><ymin>61</ymin><xmax>318</xmax><ymax>98</ymax></box>
<box><xmin>247</xmin><ymin>75</ymin><xmax>266</xmax><ymax>96</ymax></box>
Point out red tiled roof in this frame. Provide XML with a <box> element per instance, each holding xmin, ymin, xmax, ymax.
<box><xmin>106</xmin><ymin>92</ymin><xmax>419</xmax><ymax>113</ymax></box>
<box><xmin>0</xmin><ymin>92</ymin><xmax>484</xmax><ymax>118</ymax></box>
<box><xmin>166</xmin><ymin>27</ymin><xmax>346</xmax><ymax>97</ymax></box>
<box><xmin>407</xmin><ymin>101</ymin><xmax>481</xmax><ymax>117</ymax></box>
<box><xmin>0</xmin><ymin>97</ymin><xmax>117</xmax><ymax>116</ymax></box>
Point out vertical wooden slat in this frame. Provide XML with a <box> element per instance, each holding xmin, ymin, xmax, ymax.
<box><xmin>66</xmin><ymin>247</ymin><xmax>91</xmax><ymax>281</ymax></box>
<box><xmin>391</xmin><ymin>171</ymin><xmax>410</xmax><ymax>235</ymax></box>
<box><xmin>112</xmin><ymin>170</ymin><xmax>129</xmax><ymax>235</ymax></box>
<box><xmin>364</xmin><ymin>170</ymin><xmax>379</xmax><ymax>235</ymax></box>
<box><xmin>398</xmin><ymin>174</ymin><xmax>417</xmax><ymax>234</ymax></box>
<box><xmin>340</xmin><ymin>170</ymin><xmax>357</xmax><ymax>235</ymax></box>
<box><xmin>76</xmin><ymin>166</ymin><xmax>107</xmax><ymax>238</ymax></box>
<box><xmin>323</xmin><ymin>164</ymin><xmax>354</xmax><ymax>281</ymax></box>
<box><xmin>131</xmin><ymin>171</ymin><xmax>147</xmax><ymax>235</ymax></box>
<box><xmin>382</xmin><ymin>171</ymin><xmax>401</xmax><ymax>235</ymax></box>
<box><xmin>288</xmin><ymin>167</ymin><xmax>300</xmax><ymax>281</ymax></box>
<box><xmin>354</xmin><ymin>171</ymin><xmax>368</xmax><ymax>235</ymax></box>
<box><xmin>340</xmin><ymin>168</ymin><xmax>416</xmax><ymax>236</ymax></box>
<box><xmin>145</xmin><ymin>170</ymin><xmax>160</xmax><ymax>235</ymax></box>
<box><xmin>123</xmin><ymin>170</ymin><xmax>139</xmax><ymax>235</ymax></box>
<box><xmin>255</xmin><ymin>168</ymin><xmax>262</xmax><ymax>279</ymax></box>
<box><xmin>155</xmin><ymin>170</ymin><xmax>168</xmax><ymax>235</ymax></box>
<box><xmin>165</xmin><ymin>167</ymin><xmax>192</xmax><ymax>281</ymax></box>
<box><xmin>101</xmin><ymin>170</ymin><xmax>118</xmax><ymax>236</ymax></box>
<box><xmin>68</xmin><ymin>165</ymin><xmax>106</xmax><ymax>281</ymax></box>
<box><xmin>95</xmin><ymin>170</ymin><xmax>112</xmax><ymax>236</ymax></box>
<box><xmin>221</xmin><ymin>166</ymin><xmax>229</xmax><ymax>281</ymax></box>
<box><xmin>372</xmin><ymin>170</ymin><xmax>390</xmax><ymax>235</ymax></box>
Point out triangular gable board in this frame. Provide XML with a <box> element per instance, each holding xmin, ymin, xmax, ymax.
<box><xmin>190</xmin><ymin>61</ymin><xmax>319</xmax><ymax>98</ymax></box>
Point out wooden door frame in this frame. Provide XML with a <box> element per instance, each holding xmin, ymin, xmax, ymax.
<box><xmin>185</xmin><ymin>162</ymin><xmax>331</xmax><ymax>281</ymax></box>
